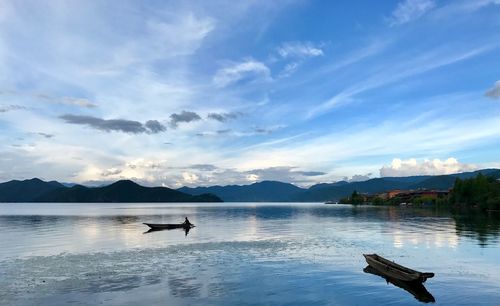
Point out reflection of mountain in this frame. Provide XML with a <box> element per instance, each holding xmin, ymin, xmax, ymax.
<box><xmin>363</xmin><ymin>265</ymin><xmax>435</xmax><ymax>303</ymax></box>
<box><xmin>0</xmin><ymin>179</ymin><xmax>222</xmax><ymax>203</ymax></box>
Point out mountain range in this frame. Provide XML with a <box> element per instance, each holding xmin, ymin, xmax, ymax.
<box><xmin>179</xmin><ymin>169</ymin><xmax>500</xmax><ymax>202</ymax></box>
<box><xmin>0</xmin><ymin>179</ymin><xmax>222</xmax><ymax>203</ymax></box>
<box><xmin>1</xmin><ymin>169</ymin><xmax>499</xmax><ymax>203</ymax></box>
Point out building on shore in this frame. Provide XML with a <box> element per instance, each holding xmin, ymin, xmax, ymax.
<box><xmin>375</xmin><ymin>189</ymin><xmax>449</xmax><ymax>204</ymax></box>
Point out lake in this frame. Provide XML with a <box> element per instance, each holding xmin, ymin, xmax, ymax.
<box><xmin>0</xmin><ymin>203</ymin><xmax>499</xmax><ymax>305</ymax></box>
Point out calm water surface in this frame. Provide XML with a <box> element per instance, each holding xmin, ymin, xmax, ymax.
<box><xmin>0</xmin><ymin>203</ymin><xmax>499</xmax><ymax>305</ymax></box>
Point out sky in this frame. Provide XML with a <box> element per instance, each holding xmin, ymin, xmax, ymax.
<box><xmin>0</xmin><ymin>0</ymin><xmax>500</xmax><ymax>187</ymax></box>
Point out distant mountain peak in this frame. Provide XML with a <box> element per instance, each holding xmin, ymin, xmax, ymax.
<box><xmin>0</xmin><ymin>178</ymin><xmax>65</xmax><ymax>202</ymax></box>
<box><xmin>27</xmin><ymin>178</ymin><xmax>44</xmax><ymax>183</ymax></box>
<box><xmin>107</xmin><ymin>180</ymin><xmax>141</xmax><ymax>188</ymax></box>
<box><xmin>253</xmin><ymin>180</ymin><xmax>296</xmax><ymax>186</ymax></box>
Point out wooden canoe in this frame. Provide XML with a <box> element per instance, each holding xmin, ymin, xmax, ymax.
<box><xmin>363</xmin><ymin>254</ymin><xmax>434</xmax><ymax>283</ymax></box>
<box><xmin>143</xmin><ymin>223</ymin><xmax>195</xmax><ymax>230</ymax></box>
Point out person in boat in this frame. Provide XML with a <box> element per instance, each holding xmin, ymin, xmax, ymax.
<box><xmin>183</xmin><ymin>217</ymin><xmax>192</xmax><ymax>226</ymax></box>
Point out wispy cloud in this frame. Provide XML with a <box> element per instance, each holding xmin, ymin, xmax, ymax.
<box><xmin>275</xmin><ymin>41</ymin><xmax>324</xmax><ymax>78</ymax></box>
<box><xmin>146</xmin><ymin>13</ymin><xmax>215</xmax><ymax>58</ymax></box>
<box><xmin>0</xmin><ymin>104</ymin><xmax>26</xmax><ymax>113</ymax></box>
<box><xmin>0</xmin><ymin>91</ymin><xmax>97</xmax><ymax>108</ymax></box>
<box><xmin>431</xmin><ymin>0</ymin><xmax>500</xmax><ymax>20</ymax></box>
<box><xmin>296</xmin><ymin>171</ymin><xmax>326</xmax><ymax>177</ymax></box>
<box><xmin>144</xmin><ymin>120</ymin><xmax>167</xmax><ymax>133</ymax></box>
<box><xmin>36</xmin><ymin>94</ymin><xmax>97</xmax><ymax>108</ymax></box>
<box><xmin>485</xmin><ymin>80</ymin><xmax>500</xmax><ymax>99</ymax></box>
<box><xmin>278</xmin><ymin>62</ymin><xmax>300</xmax><ymax>78</ymax></box>
<box><xmin>169</xmin><ymin>111</ymin><xmax>201</xmax><ymax>128</ymax></box>
<box><xmin>217</xmin><ymin>129</ymin><xmax>232</xmax><ymax>134</ymax></box>
<box><xmin>254</xmin><ymin>127</ymin><xmax>274</xmax><ymax>134</ymax></box>
<box><xmin>276</xmin><ymin>40</ymin><xmax>389</xmax><ymax>87</ymax></box>
<box><xmin>189</xmin><ymin>164</ymin><xmax>218</xmax><ymax>171</ymax></box>
<box><xmin>213</xmin><ymin>59</ymin><xmax>271</xmax><ymax>87</ymax></box>
<box><xmin>277</xmin><ymin>41</ymin><xmax>323</xmax><ymax>58</ymax></box>
<box><xmin>195</xmin><ymin>125</ymin><xmax>282</xmax><ymax>138</ymax></box>
<box><xmin>60</xmin><ymin>114</ymin><xmax>166</xmax><ymax>134</ymax></box>
<box><xmin>207</xmin><ymin>112</ymin><xmax>242</xmax><ymax>122</ymax></box>
<box><xmin>307</xmin><ymin>44</ymin><xmax>496</xmax><ymax>118</ymax></box>
<box><xmin>389</xmin><ymin>0</ymin><xmax>436</xmax><ymax>26</ymax></box>
<box><xmin>101</xmin><ymin>168</ymin><xmax>122</xmax><ymax>177</ymax></box>
<box><xmin>38</xmin><ymin>132</ymin><xmax>54</xmax><ymax>139</ymax></box>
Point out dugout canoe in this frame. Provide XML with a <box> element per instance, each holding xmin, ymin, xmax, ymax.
<box><xmin>363</xmin><ymin>254</ymin><xmax>434</xmax><ymax>283</ymax></box>
<box><xmin>143</xmin><ymin>223</ymin><xmax>195</xmax><ymax>230</ymax></box>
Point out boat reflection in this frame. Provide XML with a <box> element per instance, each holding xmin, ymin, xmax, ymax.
<box><xmin>363</xmin><ymin>265</ymin><xmax>435</xmax><ymax>303</ymax></box>
<box><xmin>143</xmin><ymin>226</ymin><xmax>192</xmax><ymax>236</ymax></box>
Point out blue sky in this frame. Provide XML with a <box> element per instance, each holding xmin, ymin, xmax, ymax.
<box><xmin>0</xmin><ymin>0</ymin><xmax>499</xmax><ymax>187</ymax></box>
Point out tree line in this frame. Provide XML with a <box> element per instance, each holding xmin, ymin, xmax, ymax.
<box><xmin>448</xmin><ymin>174</ymin><xmax>500</xmax><ymax>211</ymax></box>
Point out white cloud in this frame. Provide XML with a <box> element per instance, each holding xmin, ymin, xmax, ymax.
<box><xmin>343</xmin><ymin>174</ymin><xmax>372</xmax><ymax>182</ymax></box>
<box><xmin>485</xmin><ymin>80</ymin><xmax>500</xmax><ymax>99</ymax></box>
<box><xmin>246</xmin><ymin>174</ymin><xmax>259</xmax><ymax>182</ymax></box>
<box><xmin>182</xmin><ymin>172</ymin><xmax>199</xmax><ymax>184</ymax></box>
<box><xmin>390</xmin><ymin>0</ymin><xmax>436</xmax><ymax>26</ymax></box>
<box><xmin>379</xmin><ymin>158</ymin><xmax>477</xmax><ymax>177</ymax></box>
<box><xmin>213</xmin><ymin>59</ymin><xmax>271</xmax><ymax>87</ymax></box>
<box><xmin>277</xmin><ymin>42</ymin><xmax>323</xmax><ymax>58</ymax></box>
